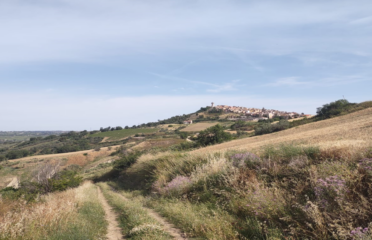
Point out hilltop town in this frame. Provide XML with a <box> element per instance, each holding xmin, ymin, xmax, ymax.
<box><xmin>211</xmin><ymin>102</ymin><xmax>312</xmax><ymax>120</ymax></box>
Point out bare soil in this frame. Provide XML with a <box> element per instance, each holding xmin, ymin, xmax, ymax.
<box><xmin>97</xmin><ymin>186</ymin><xmax>124</xmax><ymax>240</ymax></box>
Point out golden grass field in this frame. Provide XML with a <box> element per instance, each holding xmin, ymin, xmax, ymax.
<box><xmin>0</xmin><ymin>147</ymin><xmax>119</xmax><ymax>188</ymax></box>
<box><xmin>181</xmin><ymin>122</ymin><xmax>218</xmax><ymax>132</ymax></box>
<box><xmin>9</xmin><ymin>145</ymin><xmax>120</xmax><ymax>162</ymax></box>
<box><xmin>193</xmin><ymin>107</ymin><xmax>372</xmax><ymax>153</ymax></box>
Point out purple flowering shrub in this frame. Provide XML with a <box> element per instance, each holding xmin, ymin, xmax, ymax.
<box><xmin>350</xmin><ymin>226</ymin><xmax>369</xmax><ymax>240</ymax></box>
<box><xmin>359</xmin><ymin>158</ymin><xmax>372</xmax><ymax>175</ymax></box>
<box><xmin>231</xmin><ymin>152</ymin><xmax>260</xmax><ymax>168</ymax></box>
<box><xmin>314</xmin><ymin>175</ymin><xmax>346</xmax><ymax>208</ymax></box>
<box><xmin>153</xmin><ymin>176</ymin><xmax>192</xmax><ymax>195</ymax></box>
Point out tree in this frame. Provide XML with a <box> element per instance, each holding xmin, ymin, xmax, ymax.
<box><xmin>196</xmin><ymin>124</ymin><xmax>232</xmax><ymax>146</ymax></box>
<box><xmin>116</xmin><ymin>126</ymin><xmax>123</xmax><ymax>130</ymax></box>
<box><xmin>316</xmin><ymin>99</ymin><xmax>354</xmax><ymax>118</ymax></box>
<box><xmin>125</xmin><ymin>126</ymin><xmax>129</xmax><ymax>129</ymax></box>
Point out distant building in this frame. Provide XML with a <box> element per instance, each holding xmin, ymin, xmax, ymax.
<box><xmin>183</xmin><ymin>120</ymin><xmax>193</xmax><ymax>124</ymax></box>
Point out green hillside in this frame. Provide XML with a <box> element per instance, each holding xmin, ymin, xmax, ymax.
<box><xmin>91</xmin><ymin>128</ymin><xmax>158</xmax><ymax>141</ymax></box>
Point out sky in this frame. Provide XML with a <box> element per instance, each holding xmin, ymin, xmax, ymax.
<box><xmin>1</xmin><ymin>0</ymin><xmax>372</xmax><ymax>131</ymax></box>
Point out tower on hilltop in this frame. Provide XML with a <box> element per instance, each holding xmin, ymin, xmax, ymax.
<box><xmin>211</xmin><ymin>102</ymin><xmax>214</xmax><ymax>108</ymax></box>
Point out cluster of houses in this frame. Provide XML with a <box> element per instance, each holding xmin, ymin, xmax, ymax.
<box><xmin>214</xmin><ymin>105</ymin><xmax>309</xmax><ymax>121</ymax></box>
<box><xmin>181</xmin><ymin>103</ymin><xmax>312</xmax><ymax>124</ymax></box>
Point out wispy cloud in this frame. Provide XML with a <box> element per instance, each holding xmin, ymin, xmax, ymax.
<box><xmin>349</xmin><ymin>16</ymin><xmax>372</xmax><ymax>25</ymax></box>
<box><xmin>266</xmin><ymin>75</ymin><xmax>367</xmax><ymax>88</ymax></box>
<box><xmin>265</xmin><ymin>77</ymin><xmax>310</xmax><ymax>87</ymax></box>
<box><xmin>206</xmin><ymin>83</ymin><xmax>237</xmax><ymax>93</ymax></box>
<box><xmin>151</xmin><ymin>73</ymin><xmax>238</xmax><ymax>93</ymax></box>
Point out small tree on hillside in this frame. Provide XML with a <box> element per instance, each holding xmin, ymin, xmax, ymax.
<box><xmin>196</xmin><ymin>124</ymin><xmax>232</xmax><ymax>146</ymax></box>
<box><xmin>316</xmin><ymin>99</ymin><xmax>355</xmax><ymax>118</ymax></box>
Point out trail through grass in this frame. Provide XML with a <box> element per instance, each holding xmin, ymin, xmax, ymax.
<box><xmin>97</xmin><ymin>182</ymin><xmax>175</xmax><ymax>240</ymax></box>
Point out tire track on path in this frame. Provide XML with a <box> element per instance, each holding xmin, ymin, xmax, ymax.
<box><xmin>97</xmin><ymin>186</ymin><xmax>124</xmax><ymax>240</ymax></box>
<box><xmin>112</xmin><ymin>188</ymin><xmax>188</xmax><ymax>240</ymax></box>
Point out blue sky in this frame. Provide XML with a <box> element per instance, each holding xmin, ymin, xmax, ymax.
<box><xmin>1</xmin><ymin>0</ymin><xmax>371</xmax><ymax>130</ymax></box>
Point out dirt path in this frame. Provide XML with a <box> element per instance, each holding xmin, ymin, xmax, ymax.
<box><xmin>114</xmin><ymin>189</ymin><xmax>188</xmax><ymax>240</ymax></box>
<box><xmin>97</xmin><ymin>187</ymin><xmax>124</xmax><ymax>240</ymax></box>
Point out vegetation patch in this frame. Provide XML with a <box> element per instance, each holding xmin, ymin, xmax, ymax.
<box><xmin>91</xmin><ymin>128</ymin><xmax>158</xmax><ymax>141</ymax></box>
<box><xmin>0</xmin><ymin>182</ymin><xmax>107</xmax><ymax>240</ymax></box>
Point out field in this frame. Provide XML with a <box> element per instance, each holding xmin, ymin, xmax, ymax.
<box><xmin>0</xmin><ymin>131</ymin><xmax>65</xmax><ymax>142</ymax></box>
<box><xmin>181</xmin><ymin>122</ymin><xmax>218</xmax><ymax>132</ymax></box>
<box><xmin>91</xmin><ymin>128</ymin><xmax>158</xmax><ymax>141</ymax></box>
<box><xmin>193</xmin><ymin>107</ymin><xmax>372</xmax><ymax>153</ymax></box>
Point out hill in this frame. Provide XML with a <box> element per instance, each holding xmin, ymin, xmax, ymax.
<box><xmin>192</xmin><ymin>106</ymin><xmax>372</xmax><ymax>153</ymax></box>
<box><xmin>2</xmin><ymin>99</ymin><xmax>372</xmax><ymax>240</ymax></box>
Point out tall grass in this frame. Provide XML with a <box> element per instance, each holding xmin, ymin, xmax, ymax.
<box><xmin>117</xmin><ymin>143</ymin><xmax>372</xmax><ymax>239</ymax></box>
<box><xmin>0</xmin><ymin>182</ymin><xmax>106</xmax><ymax>240</ymax></box>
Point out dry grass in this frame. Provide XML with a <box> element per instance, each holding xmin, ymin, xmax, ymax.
<box><xmin>65</xmin><ymin>149</ymin><xmax>112</xmax><ymax>167</ymax></box>
<box><xmin>181</xmin><ymin>122</ymin><xmax>218</xmax><ymax>132</ymax></box>
<box><xmin>132</xmin><ymin>139</ymin><xmax>184</xmax><ymax>150</ymax></box>
<box><xmin>0</xmin><ymin>182</ymin><xmax>106</xmax><ymax>240</ymax></box>
<box><xmin>192</xmin><ymin>107</ymin><xmax>372</xmax><ymax>154</ymax></box>
<box><xmin>9</xmin><ymin>145</ymin><xmax>120</xmax><ymax>163</ymax></box>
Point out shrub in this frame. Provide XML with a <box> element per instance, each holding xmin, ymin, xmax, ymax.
<box><xmin>359</xmin><ymin>158</ymin><xmax>372</xmax><ymax>176</ymax></box>
<box><xmin>197</xmin><ymin>124</ymin><xmax>232</xmax><ymax>146</ymax></box>
<box><xmin>313</xmin><ymin>176</ymin><xmax>346</xmax><ymax>208</ymax></box>
<box><xmin>231</xmin><ymin>152</ymin><xmax>260</xmax><ymax>168</ymax></box>
<box><xmin>255</xmin><ymin>120</ymin><xmax>289</xmax><ymax>135</ymax></box>
<box><xmin>50</xmin><ymin>170</ymin><xmax>83</xmax><ymax>192</ymax></box>
<box><xmin>154</xmin><ymin>176</ymin><xmax>192</xmax><ymax>195</ymax></box>
<box><xmin>316</xmin><ymin>99</ymin><xmax>355</xmax><ymax>118</ymax></box>
<box><xmin>113</xmin><ymin>152</ymin><xmax>142</xmax><ymax>170</ymax></box>
<box><xmin>5</xmin><ymin>149</ymin><xmax>30</xmax><ymax>159</ymax></box>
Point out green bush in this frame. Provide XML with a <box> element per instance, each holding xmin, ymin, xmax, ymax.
<box><xmin>255</xmin><ymin>120</ymin><xmax>289</xmax><ymax>135</ymax></box>
<box><xmin>50</xmin><ymin>170</ymin><xmax>82</xmax><ymax>192</ymax></box>
<box><xmin>113</xmin><ymin>152</ymin><xmax>142</xmax><ymax>170</ymax></box>
<box><xmin>196</xmin><ymin>124</ymin><xmax>232</xmax><ymax>146</ymax></box>
<box><xmin>316</xmin><ymin>99</ymin><xmax>355</xmax><ymax>118</ymax></box>
<box><xmin>5</xmin><ymin>149</ymin><xmax>30</xmax><ymax>159</ymax></box>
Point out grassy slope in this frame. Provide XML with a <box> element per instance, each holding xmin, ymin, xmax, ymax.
<box><xmin>192</xmin><ymin>107</ymin><xmax>372</xmax><ymax>153</ymax></box>
<box><xmin>91</xmin><ymin>128</ymin><xmax>158</xmax><ymax>140</ymax></box>
<box><xmin>180</xmin><ymin>122</ymin><xmax>219</xmax><ymax>132</ymax></box>
<box><xmin>111</xmin><ymin>107</ymin><xmax>372</xmax><ymax>239</ymax></box>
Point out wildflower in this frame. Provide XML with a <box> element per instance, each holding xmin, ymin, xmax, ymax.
<box><xmin>231</xmin><ymin>152</ymin><xmax>260</xmax><ymax>168</ymax></box>
<box><xmin>314</xmin><ymin>175</ymin><xmax>346</xmax><ymax>208</ymax></box>
<box><xmin>163</xmin><ymin>176</ymin><xmax>191</xmax><ymax>193</ymax></box>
